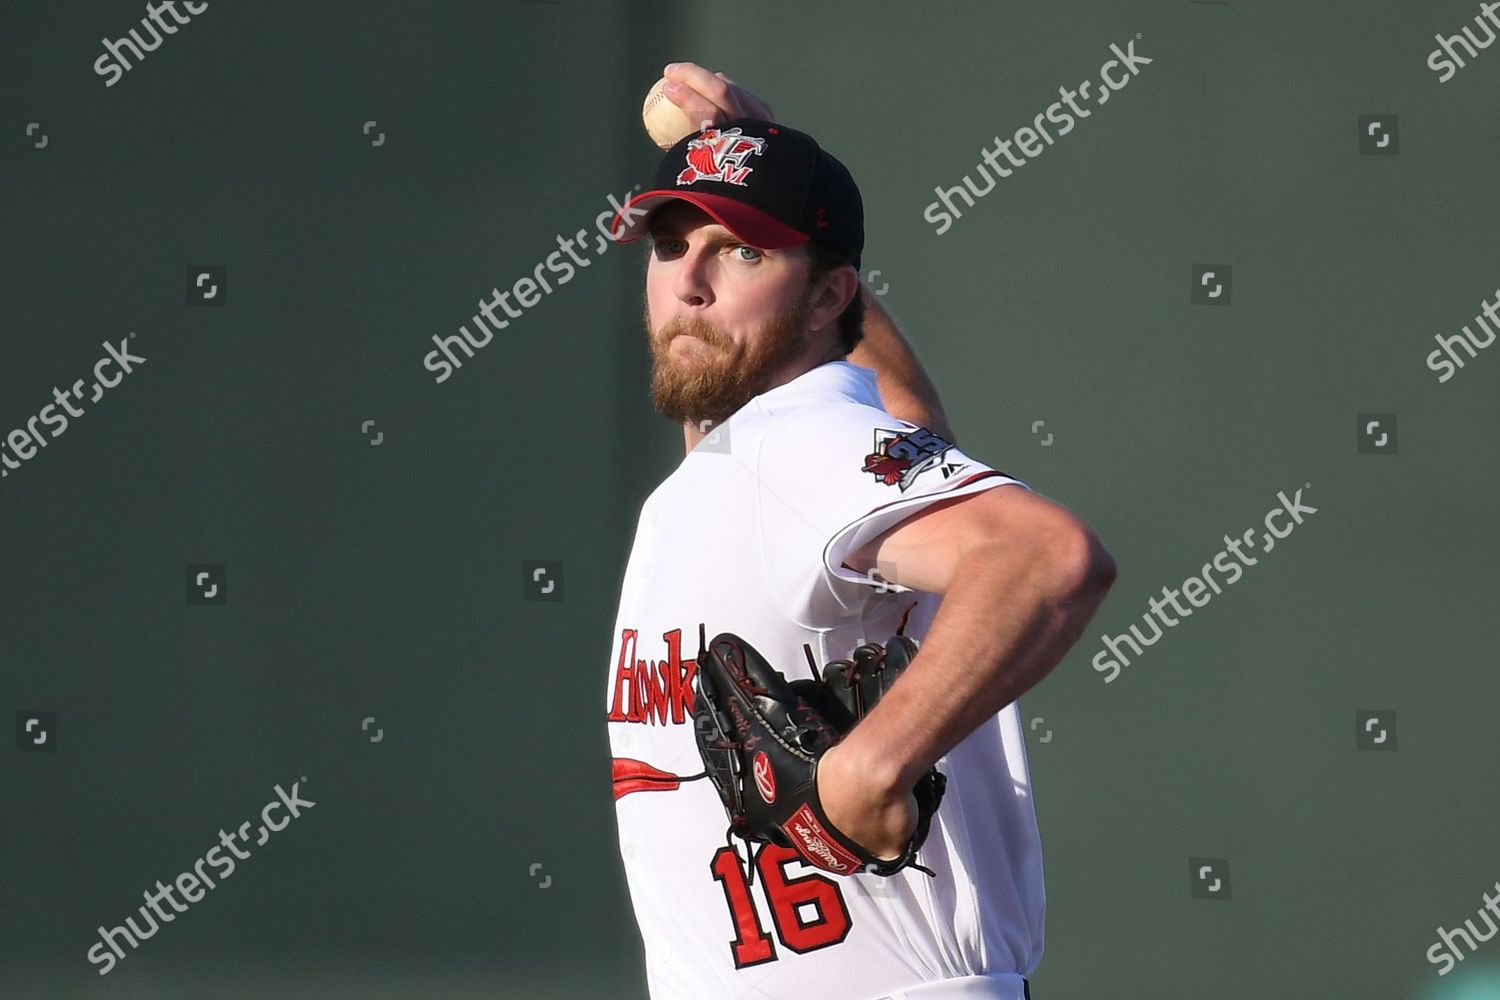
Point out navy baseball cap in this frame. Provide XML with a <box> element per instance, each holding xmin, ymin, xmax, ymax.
<box><xmin>609</xmin><ymin>117</ymin><xmax>864</xmax><ymax>270</ymax></box>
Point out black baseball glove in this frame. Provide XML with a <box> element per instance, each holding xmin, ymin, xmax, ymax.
<box><xmin>689</xmin><ymin>623</ymin><xmax>946</xmax><ymax>881</ymax></box>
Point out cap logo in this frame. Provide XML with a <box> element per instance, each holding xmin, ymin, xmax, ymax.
<box><xmin>675</xmin><ymin>127</ymin><xmax>767</xmax><ymax>188</ymax></box>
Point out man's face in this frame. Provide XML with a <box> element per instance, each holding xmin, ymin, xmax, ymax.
<box><xmin>643</xmin><ymin>201</ymin><xmax>828</xmax><ymax>427</ymax></box>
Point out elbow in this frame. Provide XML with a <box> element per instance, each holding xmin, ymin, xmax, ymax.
<box><xmin>1046</xmin><ymin>523</ymin><xmax>1117</xmax><ymax>598</ymax></box>
<box><xmin>1083</xmin><ymin>531</ymin><xmax>1118</xmax><ymax>592</ymax></box>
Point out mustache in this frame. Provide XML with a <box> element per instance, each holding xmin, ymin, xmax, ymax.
<box><xmin>658</xmin><ymin>316</ymin><xmax>723</xmax><ymax>349</ymax></box>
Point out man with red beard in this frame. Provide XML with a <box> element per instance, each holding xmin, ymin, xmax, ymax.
<box><xmin>603</xmin><ymin>64</ymin><xmax>1116</xmax><ymax>1000</ymax></box>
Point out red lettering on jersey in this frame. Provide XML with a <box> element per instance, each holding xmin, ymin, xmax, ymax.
<box><xmin>640</xmin><ymin>658</ymin><xmax>670</xmax><ymax>722</ymax></box>
<box><xmin>664</xmin><ymin>627</ymin><xmax>696</xmax><ymax>724</ymax></box>
<box><xmin>607</xmin><ymin>626</ymin><xmax>698</xmax><ymax>725</ymax></box>
<box><xmin>607</xmin><ymin>628</ymin><xmax>640</xmax><ymax>722</ymax></box>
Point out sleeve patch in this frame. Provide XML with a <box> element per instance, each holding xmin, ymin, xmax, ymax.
<box><xmin>861</xmin><ymin>426</ymin><xmax>969</xmax><ymax>491</ymax></box>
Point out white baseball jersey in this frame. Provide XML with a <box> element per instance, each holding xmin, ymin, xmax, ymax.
<box><xmin>605</xmin><ymin>360</ymin><xmax>1044</xmax><ymax>1000</ymax></box>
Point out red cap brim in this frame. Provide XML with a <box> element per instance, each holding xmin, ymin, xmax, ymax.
<box><xmin>609</xmin><ymin>190</ymin><xmax>810</xmax><ymax>251</ymax></box>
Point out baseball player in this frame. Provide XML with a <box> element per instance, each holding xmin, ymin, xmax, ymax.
<box><xmin>604</xmin><ymin>64</ymin><xmax>1117</xmax><ymax>1000</ymax></box>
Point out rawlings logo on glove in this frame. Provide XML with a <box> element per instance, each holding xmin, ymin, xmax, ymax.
<box><xmin>752</xmin><ymin>753</ymin><xmax>776</xmax><ymax>803</ymax></box>
<box><xmin>688</xmin><ymin>622</ymin><xmax>947</xmax><ymax>880</ymax></box>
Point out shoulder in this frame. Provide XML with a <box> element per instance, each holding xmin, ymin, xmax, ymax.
<box><xmin>754</xmin><ymin>394</ymin><xmax>909</xmax><ymax>452</ymax></box>
<box><xmin>750</xmin><ymin>400</ymin><xmax>907</xmax><ymax>481</ymax></box>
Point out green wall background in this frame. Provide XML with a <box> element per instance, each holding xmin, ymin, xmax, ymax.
<box><xmin>3</xmin><ymin>2</ymin><xmax>1497</xmax><ymax>997</ymax></box>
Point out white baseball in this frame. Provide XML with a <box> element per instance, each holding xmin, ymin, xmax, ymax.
<box><xmin>642</xmin><ymin>77</ymin><xmax>697</xmax><ymax>150</ymax></box>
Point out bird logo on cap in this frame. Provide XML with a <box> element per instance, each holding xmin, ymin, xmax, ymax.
<box><xmin>676</xmin><ymin>127</ymin><xmax>767</xmax><ymax>187</ymax></box>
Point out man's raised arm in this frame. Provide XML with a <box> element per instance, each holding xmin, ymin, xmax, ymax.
<box><xmin>847</xmin><ymin>283</ymin><xmax>957</xmax><ymax>445</ymax></box>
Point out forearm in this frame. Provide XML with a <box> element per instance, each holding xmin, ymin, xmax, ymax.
<box><xmin>847</xmin><ymin>284</ymin><xmax>957</xmax><ymax>445</ymax></box>
<box><xmin>838</xmin><ymin>533</ymin><xmax>1116</xmax><ymax>791</ymax></box>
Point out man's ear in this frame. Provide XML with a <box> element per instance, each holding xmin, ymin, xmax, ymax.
<box><xmin>806</xmin><ymin>263</ymin><xmax>860</xmax><ymax>334</ymax></box>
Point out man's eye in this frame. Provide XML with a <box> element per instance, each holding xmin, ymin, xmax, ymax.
<box><xmin>653</xmin><ymin>240</ymin><xmax>683</xmax><ymax>255</ymax></box>
<box><xmin>732</xmin><ymin>245</ymin><xmax>762</xmax><ymax>262</ymax></box>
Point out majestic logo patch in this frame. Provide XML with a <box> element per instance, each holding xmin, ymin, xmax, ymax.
<box><xmin>862</xmin><ymin>426</ymin><xmax>966</xmax><ymax>491</ymax></box>
<box><xmin>753</xmin><ymin>751</ymin><xmax>776</xmax><ymax>803</ymax></box>
<box><xmin>676</xmin><ymin>127</ymin><xmax>767</xmax><ymax>187</ymax></box>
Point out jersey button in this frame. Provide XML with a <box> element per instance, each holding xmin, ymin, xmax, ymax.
<box><xmin>623</xmin><ymin>843</ymin><xmax>637</xmax><ymax>861</ymax></box>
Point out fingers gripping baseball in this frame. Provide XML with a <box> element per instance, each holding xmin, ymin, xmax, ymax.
<box><xmin>662</xmin><ymin>62</ymin><xmax>777</xmax><ymax>128</ymax></box>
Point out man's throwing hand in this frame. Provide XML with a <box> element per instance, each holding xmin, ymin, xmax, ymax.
<box><xmin>661</xmin><ymin>62</ymin><xmax>777</xmax><ymax>131</ymax></box>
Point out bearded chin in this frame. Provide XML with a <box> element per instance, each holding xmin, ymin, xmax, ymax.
<box><xmin>648</xmin><ymin>297</ymin><xmax>811</xmax><ymax>426</ymax></box>
<box><xmin>649</xmin><ymin>359</ymin><xmax>744</xmax><ymax>426</ymax></box>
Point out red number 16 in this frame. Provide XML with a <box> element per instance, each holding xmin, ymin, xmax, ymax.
<box><xmin>709</xmin><ymin>842</ymin><xmax>853</xmax><ymax>968</ymax></box>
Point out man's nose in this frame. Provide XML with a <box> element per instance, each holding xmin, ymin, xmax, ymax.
<box><xmin>673</xmin><ymin>248</ymin><xmax>714</xmax><ymax>305</ymax></box>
